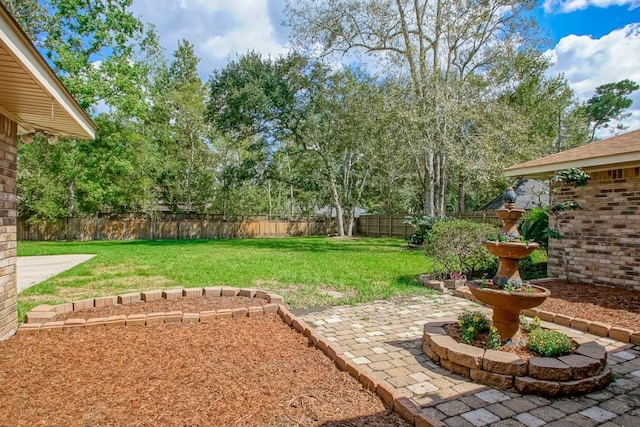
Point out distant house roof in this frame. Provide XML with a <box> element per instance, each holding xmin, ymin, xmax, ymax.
<box><xmin>478</xmin><ymin>179</ymin><xmax>547</xmax><ymax>211</ymax></box>
<box><xmin>504</xmin><ymin>129</ymin><xmax>640</xmax><ymax>178</ymax></box>
<box><xmin>0</xmin><ymin>3</ymin><xmax>95</xmax><ymax>139</ymax></box>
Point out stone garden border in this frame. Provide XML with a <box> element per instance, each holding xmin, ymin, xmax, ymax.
<box><xmin>17</xmin><ymin>287</ymin><xmax>445</xmax><ymax>427</ymax></box>
<box><xmin>422</xmin><ymin>319</ymin><xmax>612</xmax><ymax>397</ymax></box>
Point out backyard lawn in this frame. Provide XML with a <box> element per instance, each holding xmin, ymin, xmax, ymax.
<box><xmin>17</xmin><ymin>237</ymin><xmax>435</xmax><ymax>319</ymax></box>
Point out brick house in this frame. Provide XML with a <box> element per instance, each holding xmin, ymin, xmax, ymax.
<box><xmin>0</xmin><ymin>3</ymin><xmax>95</xmax><ymax>339</ymax></box>
<box><xmin>504</xmin><ymin>129</ymin><xmax>640</xmax><ymax>290</ymax></box>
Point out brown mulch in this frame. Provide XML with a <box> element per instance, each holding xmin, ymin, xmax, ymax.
<box><xmin>536</xmin><ymin>280</ymin><xmax>640</xmax><ymax>331</ymax></box>
<box><xmin>0</xmin><ymin>315</ymin><xmax>408</xmax><ymax>427</ymax></box>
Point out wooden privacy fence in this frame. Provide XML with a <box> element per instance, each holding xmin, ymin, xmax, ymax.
<box><xmin>18</xmin><ymin>216</ymin><xmax>331</xmax><ymax>241</ymax></box>
<box><xmin>355</xmin><ymin>212</ymin><xmax>501</xmax><ymax>238</ymax></box>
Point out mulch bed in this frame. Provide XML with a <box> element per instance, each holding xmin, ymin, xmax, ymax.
<box><xmin>0</xmin><ymin>315</ymin><xmax>408</xmax><ymax>427</ymax></box>
<box><xmin>536</xmin><ymin>280</ymin><xmax>640</xmax><ymax>330</ymax></box>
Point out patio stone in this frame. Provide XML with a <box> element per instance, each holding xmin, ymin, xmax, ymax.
<box><xmin>460</xmin><ymin>408</ymin><xmax>500</xmax><ymax>426</ymax></box>
<box><xmin>579</xmin><ymin>406</ymin><xmax>617</xmax><ymax>423</ymax></box>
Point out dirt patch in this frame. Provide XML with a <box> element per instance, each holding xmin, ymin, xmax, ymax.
<box><xmin>537</xmin><ymin>280</ymin><xmax>640</xmax><ymax>330</ymax></box>
<box><xmin>0</xmin><ymin>316</ymin><xmax>408</xmax><ymax>427</ymax></box>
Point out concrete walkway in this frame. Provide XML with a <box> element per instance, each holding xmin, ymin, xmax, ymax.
<box><xmin>17</xmin><ymin>254</ymin><xmax>96</xmax><ymax>292</ymax></box>
<box><xmin>295</xmin><ymin>294</ymin><xmax>640</xmax><ymax>426</ymax></box>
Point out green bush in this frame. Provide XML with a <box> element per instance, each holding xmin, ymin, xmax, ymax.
<box><xmin>528</xmin><ymin>329</ymin><xmax>574</xmax><ymax>357</ymax></box>
<box><xmin>458</xmin><ymin>310</ymin><xmax>490</xmax><ymax>344</ymax></box>
<box><xmin>403</xmin><ymin>215</ymin><xmax>447</xmax><ymax>245</ymax></box>
<box><xmin>425</xmin><ymin>219</ymin><xmax>497</xmax><ymax>276</ymax></box>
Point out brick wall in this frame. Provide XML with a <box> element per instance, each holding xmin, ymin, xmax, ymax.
<box><xmin>548</xmin><ymin>166</ymin><xmax>640</xmax><ymax>290</ymax></box>
<box><xmin>0</xmin><ymin>113</ymin><xmax>17</xmax><ymax>339</ymax></box>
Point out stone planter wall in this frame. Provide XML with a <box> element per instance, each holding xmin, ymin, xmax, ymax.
<box><xmin>423</xmin><ymin>320</ymin><xmax>612</xmax><ymax>397</ymax></box>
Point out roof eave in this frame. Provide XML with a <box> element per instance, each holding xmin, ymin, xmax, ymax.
<box><xmin>504</xmin><ymin>152</ymin><xmax>640</xmax><ymax>178</ymax></box>
<box><xmin>0</xmin><ymin>4</ymin><xmax>96</xmax><ymax>140</ymax></box>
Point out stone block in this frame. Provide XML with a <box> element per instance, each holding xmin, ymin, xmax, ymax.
<box><xmin>105</xmin><ymin>315</ymin><xmax>127</xmax><ymax>326</ymax></box>
<box><xmin>630</xmin><ymin>331</ymin><xmax>640</xmax><ymax>345</ymax></box>
<box><xmin>558</xmin><ymin>354</ymin><xmax>603</xmax><ymax>380</ymax></box>
<box><xmin>164</xmin><ymin>311</ymin><xmax>182</xmax><ymax>324</ymax></box>
<box><xmin>588</xmin><ymin>321</ymin><xmax>611</xmax><ymax>337</ymax></box>
<box><xmin>343</xmin><ymin>358</ymin><xmax>360</xmax><ymax>380</ymax></box>
<box><xmin>441</xmin><ymin>358</ymin><xmax>470</xmax><ymax>377</ymax></box>
<box><xmin>394</xmin><ymin>397</ymin><xmax>421</xmax><ymax>424</ymax></box>
<box><xmin>267</xmin><ymin>293</ymin><xmax>284</xmax><ymax>304</ymax></box>
<box><xmin>376</xmin><ymin>380</ymin><xmax>400</xmax><ymax>409</ymax></box>
<box><xmin>592</xmin><ymin>366</ymin><xmax>612</xmax><ymax>391</ymax></box>
<box><xmin>415</xmin><ymin>411</ymin><xmax>447</xmax><ymax>427</ymax></box>
<box><xmin>291</xmin><ymin>317</ymin><xmax>308</xmax><ymax>333</ymax></box>
<box><xmin>558</xmin><ymin>377</ymin><xmax>596</xmax><ymax>396</ymax></box>
<box><xmin>73</xmin><ymin>299</ymin><xmax>94</xmax><ymax>311</ymax></box>
<box><xmin>203</xmin><ymin>286</ymin><xmax>222</xmax><ymax>297</ymax></box>
<box><xmin>141</xmin><ymin>290</ymin><xmax>162</xmax><ymax>302</ymax></box>
<box><xmin>423</xmin><ymin>342</ymin><xmax>439</xmax><ymax>363</ymax></box>
<box><xmin>238</xmin><ymin>288</ymin><xmax>257</xmax><ymax>297</ymax></box>
<box><xmin>528</xmin><ymin>357</ymin><xmax>571</xmax><ymax>381</ymax></box>
<box><xmin>247</xmin><ymin>306</ymin><xmax>263</xmax><ymax>317</ymax></box>
<box><xmin>162</xmin><ymin>289</ymin><xmax>183</xmax><ymax>300</ymax></box>
<box><xmin>182</xmin><ymin>288</ymin><xmax>202</xmax><ymax>298</ymax></box>
<box><xmin>316</xmin><ymin>338</ymin><xmax>328</xmax><ymax>355</ymax></box>
<box><xmin>470</xmin><ymin>368</ymin><xmax>513</xmax><ymax>389</ymax></box>
<box><xmin>325</xmin><ymin>344</ymin><xmax>342</xmax><ymax>362</ymax></box>
<box><xmin>262</xmin><ymin>303</ymin><xmax>278</xmax><ymax>314</ymax></box>
<box><xmin>117</xmin><ymin>292</ymin><xmax>141</xmax><ymax>304</ymax></box>
<box><xmin>232</xmin><ymin>307</ymin><xmax>248</xmax><ymax>318</ymax></box>
<box><xmin>334</xmin><ymin>353</ymin><xmax>349</xmax><ymax>372</ymax></box>
<box><xmin>29</xmin><ymin>305</ymin><xmax>55</xmax><ymax>312</ymax></box>
<box><xmin>447</xmin><ymin>343</ymin><xmax>484</xmax><ymax>369</ymax></box>
<box><xmin>40</xmin><ymin>321</ymin><xmax>65</xmax><ymax>331</ymax></box>
<box><xmin>216</xmin><ymin>309</ymin><xmax>232</xmax><ymax>320</ymax></box>
<box><xmin>570</xmin><ymin>317</ymin><xmax>590</xmax><ymax>332</ymax></box>
<box><xmin>85</xmin><ymin>317</ymin><xmax>106</xmax><ymax>328</ymax></box>
<box><xmin>514</xmin><ymin>376</ymin><xmax>560</xmax><ymax>397</ymax></box>
<box><xmin>522</xmin><ymin>308</ymin><xmax>539</xmax><ymax>318</ymax></box>
<box><xmin>53</xmin><ymin>303</ymin><xmax>73</xmax><ymax>314</ymax></box>
<box><xmin>25</xmin><ymin>311</ymin><xmax>57</xmax><ymax>324</ymax></box>
<box><xmin>575</xmin><ymin>343</ymin><xmax>607</xmax><ymax>363</ymax></box>
<box><xmin>199</xmin><ymin>310</ymin><xmax>216</xmax><ymax>323</ymax></box>
<box><xmin>430</xmin><ymin>335</ymin><xmax>457</xmax><ymax>360</ymax></box>
<box><xmin>94</xmin><ymin>296</ymin><xmax>117</xmax><ymax>308</ymax></box>
<box><xmin>483</xmin><ymin>349</ymin><xmax>527</xmax><ymax>376</ymax></box>
<box><xmin>126</xmin><ymin>314</ymin><xmax>147</xmax><ymax>326</ymax></box>
<box><xmin>359</xmin><ymin>370</ymin><xmax>378</xmax><ymax>392</ymax></box>
<box><xmin>255</xmin><ymin>290</ymin><xmax>269</xmax><ymax>299</ymax></box>
<box><xmin>63</xmin><ymin>318</ymin><xmax>86</xmax><ymax>329</ymax></box>
<box><xmin>608</xmin><ymin>327</ymin><xmax>633</xmax><ymax>343</ymax></box>
<box><xmin>17</xmin><ymin>323</ymin><xmax>41</xmax><ymax>335</ymax></box>
<box><xmin>537</xmin><ymin>310</ymin><xmax>555</xmax><ymax>322</ymax></box>
<box><xmin>145</xmin><ymin>313</ymin><xmax>165</xmax><ymax>325</ymax></box>
<box><xmin>182</xmin><ymin>313</ymin><xmax>199</xmax><ymax>323</ymax></box>
<box><xmin>554</xmin><ymin>314</ymin><xmax>573</xmax><ymax>327</ymax></box>
<box><xmin>220</xmin><ymin>287</ymin><xmax>239</xmax><ymax>297</ymax></box>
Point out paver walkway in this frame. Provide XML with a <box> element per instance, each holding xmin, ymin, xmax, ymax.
<box><xmin>294</xmin><ymin>293</ymin><xmax>640</xmax><ymax>426</ymax></box>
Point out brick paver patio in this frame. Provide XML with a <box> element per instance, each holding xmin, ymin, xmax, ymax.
<box><xmin>294</xmin><ymin>293</ymin><xmax>640</xmax><ymax>426</ymax></box>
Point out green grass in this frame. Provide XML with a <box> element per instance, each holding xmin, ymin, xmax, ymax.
<box><xmin>18</xmin><ymin>237</ymin><xmax>436</xmax><ymax>318</ymax></box>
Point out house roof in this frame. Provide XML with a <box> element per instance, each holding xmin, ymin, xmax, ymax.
<box><xmin>0</xmin><ymin>3</ymin><xmax>95</xmax><ymax>139</ymax></box>
<box><xmin>477</xmin><ymin>179</ymin><xmax>548</xmax><ymax>211</ymax></box>
<box><xmin>504</xmin><ymin>129</ymin><xmax>640</xmax><ymax>178</ymax></box>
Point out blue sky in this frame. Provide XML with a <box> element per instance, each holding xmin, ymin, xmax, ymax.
<box><xmin>130</xmin><ymin>0</ymin><xmax>640</xmax><ymax>133</ymax></box>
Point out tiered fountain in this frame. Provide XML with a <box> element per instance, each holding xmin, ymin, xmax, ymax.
<box><xmin>468</xmin><ymin>188</ymin><xmax>550</xmax><ymax>342</ymax></box>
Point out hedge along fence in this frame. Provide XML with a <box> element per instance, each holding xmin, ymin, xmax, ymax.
<box><xmin>18</xmin><ymin>215</ymin><xmax>334</xmax><ymax>241</ymax></box>
<box><xmin>355</xmin><ymin>213</ymin><xmax>501</xmax><ymax>238</ymax></box>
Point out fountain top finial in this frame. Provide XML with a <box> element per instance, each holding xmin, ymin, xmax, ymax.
<box><xmin>502</xmin><ymin>186</ymin><xmax>517</xmax><ymax>210</ymax></box>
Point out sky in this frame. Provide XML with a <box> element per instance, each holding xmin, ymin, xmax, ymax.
<box><xmin>130</xmin><ymin>0</ymin><xmax>640</xmax><ymax>134</ymax></box>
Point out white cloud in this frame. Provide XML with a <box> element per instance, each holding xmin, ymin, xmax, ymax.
<box><xmin>130</xmin><ymin>0</ymin><xmax>289</xmax><ymax>78</ymax></box>
<box><xmin>544</xmin><ymin>0</ymin><xmax>640</xmax><ymax>13</ymax></box>
<box><xmin>546</xmin><ymin>23</ymin><xmax>640</xmax><ymax>133</ymax></box>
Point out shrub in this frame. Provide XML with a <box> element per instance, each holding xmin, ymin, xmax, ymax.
<box><xmin>458</xmin><ymin>310</ymin><xmax>490</xmax><ymax>344</ymax></box>
<box><xmin>528</xmin><ymin>329</ymin><xmax>574</xmax><ymax>357</ymax></box>
<box><xmin>425</xmin><ymin>219</ymin><xmax>497</xmax><ymax>276</ymax></box>
<box><xmin>403</xmin><ymin>215</ymin><xmax>447</xmax><ymax>245</ymax></box>
<box><xmin>519</xmin><ymin>315</ymin><xmax>541</xmax><ymax>333</ymax></box>
<box><xmin>487</xmin><ymin>326</ymin><xmax>502</xmax><ymax>350</ymax></box>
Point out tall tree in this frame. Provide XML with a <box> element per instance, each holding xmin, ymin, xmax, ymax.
<box><xmin>285</xmin><ymin>0</ymin><xmax>540</xmax><ymax>215</ymax></box>
<box><xmin>584</xmin><ymin>79</ymin><xmax>639</xmax><ymax>141</ymax></box>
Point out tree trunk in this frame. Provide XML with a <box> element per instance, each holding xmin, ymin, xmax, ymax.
<box><xmin>67</xmin><ymin>177</ymin><xmax>75</xmax><ymax>217</ymax></box>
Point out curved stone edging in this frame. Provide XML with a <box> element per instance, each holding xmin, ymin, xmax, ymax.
<box><xmin>453</xmin><ymin>284</ymin><xmax>640</xmax><ymax>345</ymax></box>
<box><xmin>18</xmin><ymin>287</ymin><xmax>284</xmax><ymax>333</ymax></box>
<box><xmin>422</xmin><ymin>319</ymin><xmax>612</xmax><ymax>397</ymax></box>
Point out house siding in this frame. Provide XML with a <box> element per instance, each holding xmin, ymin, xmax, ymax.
<box><xmin>0</xmin><ymin>112</ymin><xmax>17</xmax><ymax>339</ymax></box>
<box><xmin>548</xmin><ymin>166</ymin><xmax>640</xmax><ymax>290</ymax></box>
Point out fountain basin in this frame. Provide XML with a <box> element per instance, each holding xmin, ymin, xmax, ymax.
<box><xmin>483</xmin><ymin>241</ymin><xmax>539</xmax><ymax>259</ymax></box>
<box><xmin>468</xmin><ymin>282</ymin><xmax>550</xmax><ymax>340</ymax></box>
